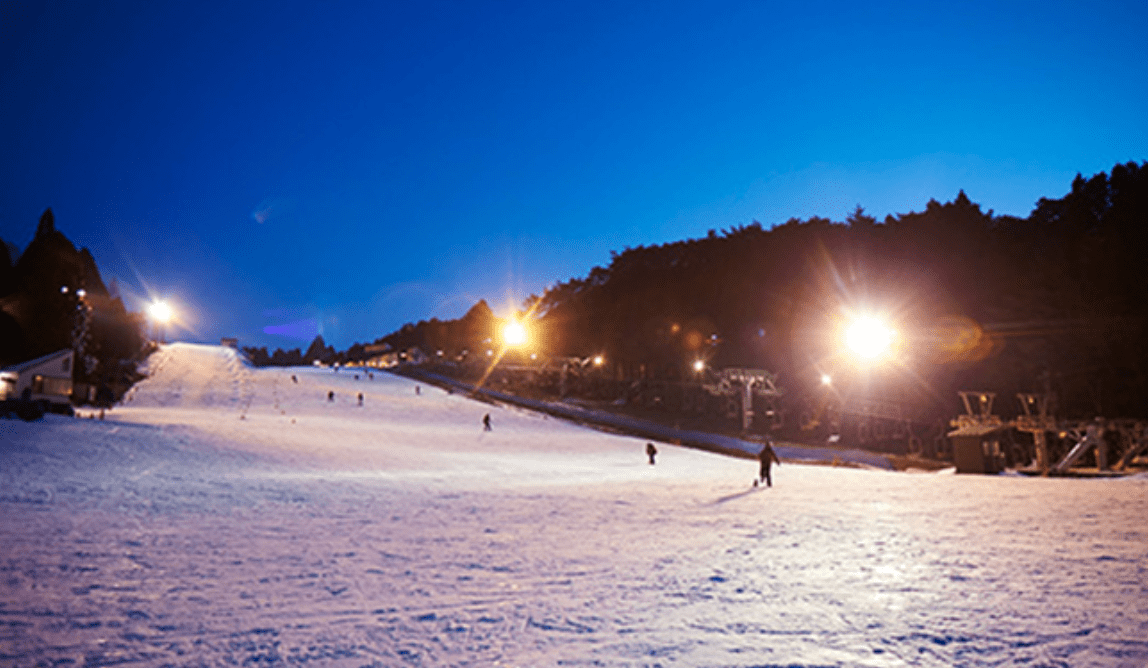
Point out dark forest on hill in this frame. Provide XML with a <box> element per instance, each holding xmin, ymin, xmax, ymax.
<box><xmin>0</xmin><ymin>209</ymin><xmax>150</xmax><ymax>396</ymax></box>
<box><xmin>376</xmin><ymin>162</ymin><xmax>1148</xmax><ymax>424</ymax></box>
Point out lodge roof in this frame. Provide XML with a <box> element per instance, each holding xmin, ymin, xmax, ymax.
<box><xmin>0</xmin><ymin>349</ymin><xmax>72</xmax><ymax>374</ymax></box>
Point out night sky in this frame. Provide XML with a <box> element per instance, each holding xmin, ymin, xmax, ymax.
<box><xmin>2</xmin><ymin>1</ymin><xmax>1145</xmax><ymax>350</ymax></box>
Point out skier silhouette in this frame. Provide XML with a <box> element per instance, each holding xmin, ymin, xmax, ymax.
<box><xmin>756</xmin><ymin>439</ymin><xmax>781</xmax><ymax>487</ymax></box>
<box><xmin>646</xmin><ymin>442</ymin><xmax>658</xmax><ymax>465</ymax></box>
<box><xmin>483</xmin><ymin>413</ymin><xmax>492</xmax><ymax>431</ymax></box>
<box><xmin>357</xmin><ymin>392</ymin><xmax>364</xmax><ymax>406</ymax></box>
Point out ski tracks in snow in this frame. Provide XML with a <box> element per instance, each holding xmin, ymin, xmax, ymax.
<box><xmin>124</xmin><ymin>343</ymin><xmax>251</xmax><ymax>412</ymax></box>
<box><xmin>3</xmin><ymin>346</ymin><xmax>1148</xmax><ymax>667</ymax></box>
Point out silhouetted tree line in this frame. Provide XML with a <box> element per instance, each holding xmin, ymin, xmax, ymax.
<box><xmin>242</xmin><ymin>334</ymin><xmax>337</xmax><ymax>368</ymax></box>
<box><xmin>380</xmin><ymin>161</ymin><xmax>1148</xmax><ymax>422</ymax></box>
<box><xmin>377</xmin><ymin>300</ymin><xmax>498</xmax><ymax>359</ymax></box>
<box><xmin>248</xmin><ymin>300</ymin><xmax>503</xmax><ymax>372</ymax></box>
<box><xmin>0</xmin><ymin>209</ymin><xmax>149</xmax><ymax>393</ymax></box>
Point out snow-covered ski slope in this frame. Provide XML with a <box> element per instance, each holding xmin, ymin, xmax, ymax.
<box><xmin>2</xmin><ymin>343</ymin><xmax>1147</xmax><ymax>667</ymax></box>
<box><xmin>116</xmin><ymin>342</ymin><xmax>742</xmax><ymax>482</ymax></box>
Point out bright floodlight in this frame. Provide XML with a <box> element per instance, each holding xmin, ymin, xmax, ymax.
<box><xmin>845</xmin><ymin>317</ymin><xmax>894</xmax><ymax>360</ymax></box>
<box><xmin>820</xmin><ymin>373</ymin><xmax>833</xmax><ymax>386</ymax></box>
<box><xmin>502</xmin><ymin>321</ymin><xmax>528</xmax><ymax>347</ymax></box>
<box><xmin>592</xmin><ymin>355</ymin><xmax>604</xmax><ymax>366</ymax></box>
<box><xmin>692</xmin><ymin>359</ymin><xmax>706</xmax><ymax>373</ymax></box>
<box><xmin>148</xmin><ymin>300</ymin><xmax>173</xmax><ymax>324</ymax></box>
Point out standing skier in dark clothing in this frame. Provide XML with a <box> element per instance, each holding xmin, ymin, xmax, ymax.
<box><xmin>483</xmin><ymin>413</ymin><xmax>492</xmax><ymax>431</ymax></box>
<box><xmin>646</xmin><ymin>442</ymin><xmax>658</xmax><ymax>465</ymax></box>
<box><xmin>757</xmin><ymin>439</ymin><xmax>781</xmax><ymax>487</ymax></box>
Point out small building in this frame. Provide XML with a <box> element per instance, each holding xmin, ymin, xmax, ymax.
<box><xmin>0</xmin><ymin>349</ymin><xmax>75</xmax><ymax>405</ymax></box>
<box><xmin>402</xmin><ymin>347</ymin><xmax>428</xmax><ymax>365</ymax></box>
<box><xmin>948</xmin><ymin>423</ymin><xmax>1007</xmax><ymax>474</ymax></box>
<box><xmin>364</xmin><ymin>342</ymin><xmax>396</xmax><ymax>368</ymax></box>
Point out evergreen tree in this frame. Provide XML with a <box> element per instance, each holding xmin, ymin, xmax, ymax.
<box><xmin>0</xmin><ymin>208</ymin><xmax>147</xmax><ymax>378</ymax></box>
<box><xmin>304</xmin><ymin>335</ymin><xmax>334</xmax><ymax>364</ymax></box>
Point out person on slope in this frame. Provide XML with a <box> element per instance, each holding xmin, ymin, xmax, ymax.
<box><xmin>646</xmin><ymin>442</ymin><xmax>658</xmax><ymax>465</ymax></box>
<box><xmin>483</xmin><ymin>413</ymin><xmax>492</xmax><ymax>431</ymax></box>
<box><xmin>756</xmin><ymin>438</ymin><xmax>781</xmax><ymax>487</ymax></box>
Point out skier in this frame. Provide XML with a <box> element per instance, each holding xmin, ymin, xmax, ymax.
<box><xmin>646</xmin><ymin>442</ymin><xmax>658</xmax><ymax>465</ymax></box>
<box><xmin>327</xmin><ymin>390</ymin><xmax>335</xmax><ymax>402</ymax></box>
<box><xmin>756</xmin><ymin>438</ymin><xmax>781</xmax><ymax>487</ymax></box>
<box><xmin>291</xmin><ymin>374</ymin><xmax>298</xmax><ymax>383</ymax></box>
<box><xmin>415</xmin><ymin>385</ymin><xmax>420</xmax><ymax>395</ymax></box>
<box><xmin>357</xmin><ymin>392</ymin><xmax>364</xmax><ymax>406</ymax></box>
<box><xmin>483</xmin><ymin>413</ymin><xmax>492</xmax><ymax>431</ymax></box>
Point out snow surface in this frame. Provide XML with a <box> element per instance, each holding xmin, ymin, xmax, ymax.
<box><xmin>2</xmin><ymin>342</ymin><xmax>1147</xmax><ymax>667</ymax></box>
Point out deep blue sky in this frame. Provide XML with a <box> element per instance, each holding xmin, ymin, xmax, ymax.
<box><xmin>2</xmin><ymin>1</ymin><xmax>1145</xmax><ymax>350</ymax></box>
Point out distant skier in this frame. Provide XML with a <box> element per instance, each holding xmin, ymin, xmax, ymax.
<box><xmin>483</xmin><ymin>413</ymin><xmax>492</xmax><ymax>431</ymax></box>
<box><xmin>646</xmin><ymin>442</ymin><xmax>658</xmax><ymax>465</ymax></box>
<box><xmin>756</xmin><ymin>438</ymin><xmax>781</xmax><ymax>487</ymax></box>
<box><xmin>357</xmin><ymin>392</ymin><xmax>364</xmax><ymax>406</ymax></box>
<box><xmin>291</xmin><ymin>374</ymin><xmax>298</xmax><ymax>383</ymax></box>
<box><xmin>415</xmin><ymin>385</ymin><xmax>420</xmax><ymax>395</ymax></box>
<box><xmin>327</xmin><ymin>390</ymin><xmax>335</xmax><ymax>402</ymax></box>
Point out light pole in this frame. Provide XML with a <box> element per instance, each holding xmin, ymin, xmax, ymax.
<box><xmin>61</xmin><ymin>285</ymin><xmax>94</xmax><ymax>393</ymax></box>
<box><xmin>148</xmin><ymin>300</ymin><xmax>173</xmax><ymax>344</ymax></box>
<box><xmin>837</xmin><ymin>313</ymin><xmax>903</xmax><ymax>448</ymax></box>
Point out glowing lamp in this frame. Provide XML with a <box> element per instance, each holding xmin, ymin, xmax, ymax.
<box><xmin>592</xmin><ymin>355</ymin><xmax>604</xmax><ymax>366</ymax></box>
<box><xmin>821</xmin><ymin>373</ymin><xmax>833</xmax><ymax>386</ymax></box>
<box><xmin>149</xmin><ymin>300</ymin><xmax>174</xmax><ymax>324</ymax></box>
<box><xmin>502</xmin><ymin>321</ymin><xmax>528</xmax><ymax>347</ymax></box>
<box><xmin>692</xmin><ymin>359</ymin><xmax>706</xmax><ymax>373</ymax></box>
<box><xmin>845</xmin><ymin>317</ymin><xmax>893</xmax><ymax>360</ymax></box>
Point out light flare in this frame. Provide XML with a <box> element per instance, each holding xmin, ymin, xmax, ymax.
<box><xmin>502</xmin><ymin>321</ymin><xmax>528</xmax><ymax>347</ymax></box>
<box><xmin>845</xmin><ymin>317</ymin><xmax>894</xmax><ymax>361</ymax></box>
<box><xmin>149</xmin><ymin>300</ymin><xmax>174</xmax><ymax>324</ymax></box>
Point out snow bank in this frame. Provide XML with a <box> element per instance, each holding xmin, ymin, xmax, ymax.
<box><xmin>1</xmin><ymin>343</ymin><xmax>1146</xmax><ymax>667</ymax></box>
